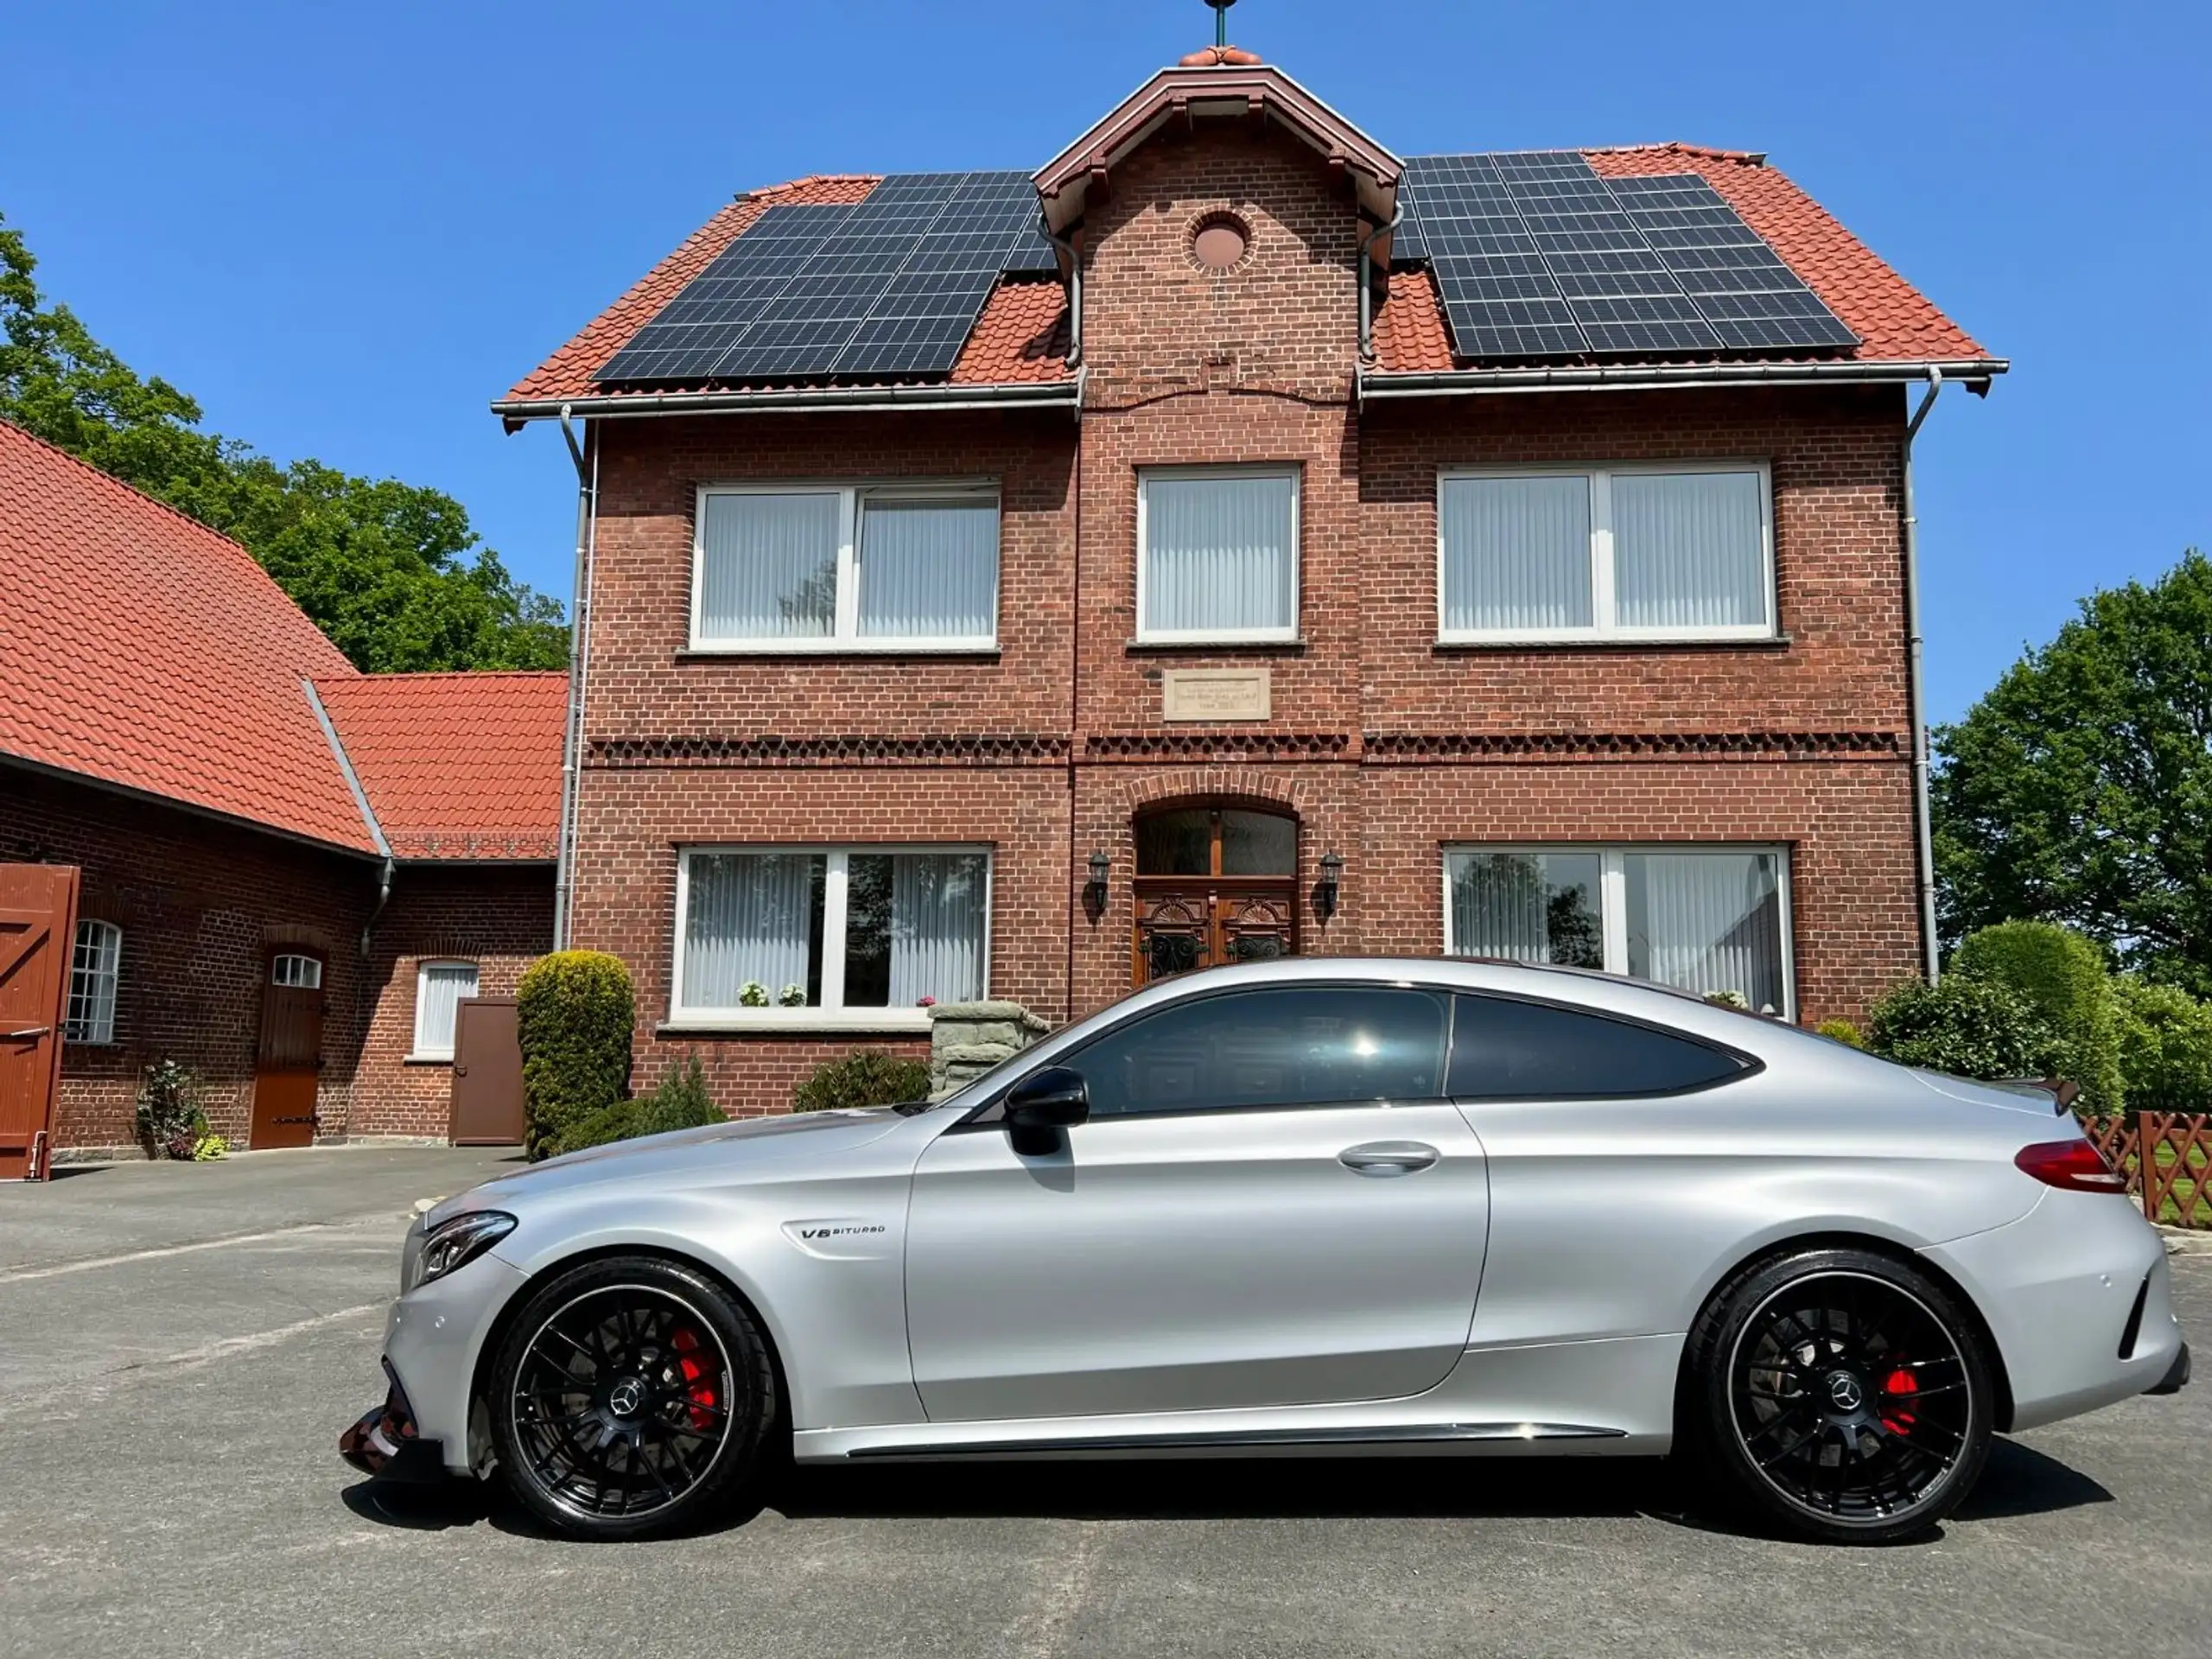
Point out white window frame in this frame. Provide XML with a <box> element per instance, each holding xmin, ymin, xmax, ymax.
<box><xmin>65</xmin><ymin>918</ymin><xmax>122</xmax><ymax>1045</ymax></box>
<box><xmin>689</xmin><ymin>479</ymin><xmax>1001</xmax><ymax>653</ymax></box>
<box><xmin>669</xmin><ymin>844</ymin><xmax>994</xmax><ymax>1031</ymax></box>
<box><xmin>271</xmin><ymin>952</ymin><xmax>323</xmax><ymax>990</ymax></box>
<box><xmin>1434</xmin><ymin>461</ymin><xmax>1776</xmax><ymax>645</ymax></box>
<box><xmin>408</xmin><ymin>958</ymin><xmax>480</xmax><ymax>1063</ymax></box>
<box><xmin>1135</xmin><ymin>464</ymin><xmax>1302</xmax><ymax>645</ymax></box>
<box><xmin>1440</xmin><ymin>842</ymin><xmax>1796</xmax><ymax>1020</ymax></box>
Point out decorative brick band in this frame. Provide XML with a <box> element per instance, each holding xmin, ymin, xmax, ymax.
<box><xmin>1362</xmin><ymin>730</ymin><xmax>1905</xmax><ymax>761</ymax></box>
<box><xmin>1082</xmin><ymin>733</ymin><xmax>1354</xmax><ymax>760</ymax></box>
<box><xmin>590</xmin><ymin>734</ymin><xmax>1071</xmax><ymax>767</ymax></box>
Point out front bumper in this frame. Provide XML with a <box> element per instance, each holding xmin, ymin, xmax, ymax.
<box><xmin>338</xmin><ymin>1359</ymin><xmax>448</xmax><ymax>1484</ymax></box>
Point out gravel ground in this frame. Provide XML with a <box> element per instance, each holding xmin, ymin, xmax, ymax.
<box><xmin>1</xmin><ymin>1147</ymin><xmax>2205</xmax><ymax>1659</ymax></box>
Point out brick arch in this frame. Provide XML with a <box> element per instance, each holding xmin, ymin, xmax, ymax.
<box><xmin>1112</xmin><ymin>768</ymin><xmax>1316</xmax><ymax>820</ymax></box>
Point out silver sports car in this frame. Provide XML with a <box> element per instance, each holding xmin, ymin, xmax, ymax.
<box><xmin>341</xmin><ymin>957</ymin><xmax>2190</xmax><ymax>1545</ymax></box>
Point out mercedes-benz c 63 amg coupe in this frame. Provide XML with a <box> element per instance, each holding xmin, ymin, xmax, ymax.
<box><xmin>341</xmin><ymin>957</ymin><xmax>2188</xmax><ymax>1544</ymax></box>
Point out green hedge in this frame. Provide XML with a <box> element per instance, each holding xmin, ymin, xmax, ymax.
<box><xmin>548</xmin><ymin>1056</ymin><xmax>721</xmax><ymax>1157</ymax></box>
<box><xmin>794</xmin><ymin>1049</ymin><xmax>931</xmax><ymax>1113</ymax></box>
<box><xmin>517</xmin><ymin>950</ymin><xmax>634</xmax><ymax>1160</ymax></box>
<box><xmin>2114</xmin><ymin>977</ymin><xmax>2212</xmax><ymax>1108</ymax></box>
<box><xmin>1866</xmin><ymin>976</ymin><xmax>2060</xmax><ymax>1081</ymax></box>
<box><xmin>1950</xmin><ymin>921</ymin><xmax>2122</xmax><ymax>1109</ymax></box>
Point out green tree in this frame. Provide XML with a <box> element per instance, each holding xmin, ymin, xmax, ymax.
<box><xmin>1932</xmin><ymin>550</ymin><xmax>2212</xmax><ymax>995</ymax></box>
<box><xmin>0</xmin><ymin>212</ymin><xmax>565</xmax><ymax>672</ymax></box>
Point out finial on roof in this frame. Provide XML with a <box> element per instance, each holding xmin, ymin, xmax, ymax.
<box><xmin>1180</xmin><ymin>0</ymin><xmax>1261</xmax><ymax>65</ymax></box>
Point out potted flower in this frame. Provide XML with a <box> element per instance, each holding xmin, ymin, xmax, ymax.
<box><xmin>739</xmin><ymin>980</ymin><xmax>769</xmax><ymax>1008</ymax></box>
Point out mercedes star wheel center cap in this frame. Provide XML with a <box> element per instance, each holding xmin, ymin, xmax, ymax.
<box><xmin>607</xmin><ymin>1377</ymin><xmax>647</xmax><ymax>1417</ymax></box>
<box><xmin>1825</xmin><ymin>1371</ymin><xmax>1865</xmax><ymax>1413</ymax></box>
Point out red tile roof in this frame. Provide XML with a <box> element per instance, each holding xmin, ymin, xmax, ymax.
<box><xmin>0</xmin><ymin>420</ymin><xmax>375</xmax><ymax>852</ymax></box>
<box><xmin>1371</xmin><ymin>268</ymin><xmax>1454</xmax><ymax>373</ymax></box>
<box><xmin>1585</xmin><ymin>145</ymin><xmax>1986</xmax><ymax>362</ymax></box>
<box><xmin>951</xmin><ymin>280</ymin><xmax>1073</xmax><ymax>383</ymax></box>
<box><xmin>315</xmin><ymin>672</ymin><xmax>568</xmax><ymax>861</ymax></box>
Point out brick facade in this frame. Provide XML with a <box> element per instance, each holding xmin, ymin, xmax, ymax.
<box><xmin>567</xmin><ymin>119</ymin><xmax>1925</xmax><ymax>1116</ymax></box>
<box><xmin>2</xmin><ymin>764</ymin><xmax>551</xmax><ymax>1150</ymax></box>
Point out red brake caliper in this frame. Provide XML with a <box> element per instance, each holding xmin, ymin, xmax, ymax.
<box><xmin>1880</xmin><ymin>1366</ymin><xmax>1918</xmax><ymax>1435</ymax></box>
<box><xmin>671</xmin><ymin>1325</ymin><xmax>718</xmax><ymax>1432</ymax></box>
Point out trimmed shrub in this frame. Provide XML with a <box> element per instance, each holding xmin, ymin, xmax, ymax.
<box><xmin>1814</xmin><ymin>1018</ymin><xmax>1866</xmax><ymax>1048</ymax></box>
<box><xmin>547</xmin><ymin>1058</ymin><xmax>723</xmax><ymax>1157</ymax></box>
<box><xmin>793</xmin><ymin>1049</ymin><xmax>931</xmax><ymax>1113</ymax></box>
<box><xmin>1950</xmin><ymin>921</ymin><xmax>2123</xmax><ymax>1109</ymax></box>
<box><xmin>2113</xmin><ymin>976</ymin><xmax>2212</xmax><ymax>1109</ymax></box>
<box><xmin>517</xmin><ymin>950</ymin><xmax>634</xmax><ymax>1160</ymax></box>
<box><xmin>1866</xmin><ymin>976</ymin><xmax>2062</xmax><ymax>1081</ymax></box>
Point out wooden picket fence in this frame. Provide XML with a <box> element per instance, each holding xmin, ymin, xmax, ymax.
<box><xmin>2079</xmin><ymin>1112</ymin><xmax>2212</xmax><ymax>1229</ymax></box>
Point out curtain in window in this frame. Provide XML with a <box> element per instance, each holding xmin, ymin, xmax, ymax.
<box><xmin>683</xmin><ymin>854</ymin><xmax>819</xmax><ymax>1008</ymax></box>
<box><xmin>1446</xmin><ymin>852</ymin><xmax>1602</xmax><ymax>967</ymax></box>
<box><xmin>67</xmin><ymin>920</ymin><xmax>120</xmax><ymax>1043</ymax></box>
<box><xmin>1142</xmin><ymin>474</ymin><xmax>1295</xmax><ymax>634</ymax></box>
<box><xmin>887</xmin><ymin>854</ymin><xmax>988</xmax><ymax>1007</ymax></box>
<box><xmin>1625</xmin><ymin>852</ymin><xmax>1784</xmax><ymax>1009</ymax></box>
<box><xmin>1440</xmin><ymin>475</ymin><xmax>1592</xmax><ymax>632</ymax></box>
<box><xmin>415</xmin><ymin>963</ymin><xmax>479</xmax><ymax>1056</ymax></box>
<box><xmin>1611</xmin><ymin>471</ymin><xmax>1764</xmax><ymax>630</ymax></box>
<box><xmin>698</xmin><ymin>492</ymin><xmax>839</xmax><ymax>639</ymax></box>
<box><xmin>857</xmin><ymin>499</ymin><xmax>997</xmax><ymax>639</ymax></box>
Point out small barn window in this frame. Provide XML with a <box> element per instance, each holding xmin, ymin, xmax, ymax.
<box><xmin>411</xmin><ymin>960</ymin><xmax>480</xmax><ymax>1061</ymax></box>
<box><xmin>272</xmin><ymin>953</ymin><xmax>323</xmax><ymax>990</ymax></box>
<box><xmin>66</xmin><ymin>919</ymin><xmax>122</xmax><ymax>1044</ymax></box>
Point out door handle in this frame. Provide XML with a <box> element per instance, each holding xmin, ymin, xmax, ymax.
<box><xmin>4</xmin><ymin>1027</ymin><xmax>50</xmax><ymax>1041</ymax></box>
<box><xmin>1338</xmin><ymin>1141</ymin><xmax>1439</xmax><ymax>1177</ymax></box>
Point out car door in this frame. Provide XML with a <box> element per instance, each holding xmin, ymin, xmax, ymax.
<box><xmin>904</xmin><ymin>983</ymin><xmax>1489</xmax><ymax>1423</ymax></box>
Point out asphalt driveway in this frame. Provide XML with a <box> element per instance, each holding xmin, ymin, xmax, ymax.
<box><xmin>2</xmin><ymin>1148</ymin><xmax>2206</xmax><ymax>1659</ymax></box>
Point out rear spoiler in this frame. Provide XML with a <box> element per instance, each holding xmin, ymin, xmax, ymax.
<box><xmin>1993</xmin><ymin>1077</ymin><xmax>2082</xmax><ymax>1115</ymax></box>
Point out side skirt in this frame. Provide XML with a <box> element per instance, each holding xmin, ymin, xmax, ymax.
<box><xmin>842</xmin><ymin>1421</ymin><xmax>1624</xmax><ymax>1461</ymax></box>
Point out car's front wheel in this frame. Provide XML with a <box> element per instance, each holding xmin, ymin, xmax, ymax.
<box><xmin>487</xmin><ymin>1254</ymin><xmax>778</xmax><ymax>1539</ymax></box>
<box><xmin>1683</xmin><ymin>1246</ymin><xmax>1995</xmax><ymax>1544</ymax></box>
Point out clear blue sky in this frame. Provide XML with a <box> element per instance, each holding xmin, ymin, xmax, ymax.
<box><xmin>4</xmin><ymin>1</ymin><xmax>2204</xmax><ymax>720</ymax></box>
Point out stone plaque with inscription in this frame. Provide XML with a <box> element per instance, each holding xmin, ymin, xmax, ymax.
<box><xmin>1160</xmin><ymin>666</ymin><xmax>1271</xmax><ymax>722</ymax></box>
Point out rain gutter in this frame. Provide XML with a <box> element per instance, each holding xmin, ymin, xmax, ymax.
<box><xmin>302</xmin><ymin>677</ymin><xmax>395</xmax><ymax>957</ymax></box>
<box><xmin>496</xmin><ymin>379</ymin><xmax>1081</xmax><ymax>429</ymax></box>
<box><xmin>1357</xmin><ymin>358</ymin><xmax>2006</xmax><ymax>400</ymax></box>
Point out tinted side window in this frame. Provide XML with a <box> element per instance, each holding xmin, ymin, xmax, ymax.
<box><xmin>1071</xmin><ymin>988</ymin><xmax>1449</xmax><ymax>1118</ymax></box>
<box><xmin>1446</xmin><ymin>993</ymin><xmax>1743</xmax><ymax>1098</ymax></box>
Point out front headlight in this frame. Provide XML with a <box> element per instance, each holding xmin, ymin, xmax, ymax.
<box><xmin>406</xmin><ymin>1211</ymin><xmax>517</xmax><ymax>1292</ymax></box>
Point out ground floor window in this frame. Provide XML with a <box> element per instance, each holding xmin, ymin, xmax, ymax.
<box><xmin>1444</xmin><ymin>845</ymin><xmax>1790</xmax><ymax>1015</ymax></box>
<box><xmin>674</xmin><ymin>846</ymin><xmax>989</xmax><ymax>1025</ymax></box>
<box><xmin>411</xmin><ymin>959</ymin><xmax>480</xmax><ymax>1060</ymax></box>
<box><xmin>66</xmin><ymin>918</ymin><xmax>121</xmax><ymax>1043</ymax></box>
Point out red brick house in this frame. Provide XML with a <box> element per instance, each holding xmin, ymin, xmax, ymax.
<box><xmin>0</xmin><ymin>419</ymin><xmax>563</xmax><ymax>1159</ymax></box>
<box><xmin>494</xmin><ymin>53</ymin><xmax>2004</xmax><ymax>1116</ymax></box>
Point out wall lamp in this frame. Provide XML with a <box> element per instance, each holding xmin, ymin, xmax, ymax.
<box><xmin>1084</xmin><ymin>849</ymin><xmax>1110</xmax><ymax>924</ymax></box>
<box><xmin>1314</xmin><ymin>849</ymin><xmax>1344</xmax><ymax>924</ymax></box>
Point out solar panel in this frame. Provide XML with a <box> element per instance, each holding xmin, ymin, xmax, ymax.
<box><xmin>1397</xmin><ymin>154</ymin><xmax>1859</xmax><ymax>362</ymax></box>
<box><xmin>594</xmin><ymin>170</ymin><xmax>1063</xmax><ymax>384</ymax></box>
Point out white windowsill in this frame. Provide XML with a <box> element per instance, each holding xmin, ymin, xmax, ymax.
<box><xmin>659</xmin><ymin>1012</ymin><xmax>936</xmax><ymax>1036</ymax></box>
<box><xmin>403</xmin><ymin>1053</ymin><xmax>454</xmax><ymax>1066</ymax></box>
<box><xmin>1436</xmin><ymin>629</ymin><xmax>1785</xmax><ymax>649</ymax></box>
<box><xmin>683</xmin><ymin>639</ymin><xmax>1000</xmax><ymax>657</ymax></box>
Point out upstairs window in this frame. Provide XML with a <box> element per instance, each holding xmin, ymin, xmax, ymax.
<box><xmin>674</xmin><ymin>846</ymin><xmax>990</xmax><ymax>1027</ymax></box>
<box><xmin>1137</xmin><ymin>467</ymin><xmax>1300</xmax><ymax>644</ymax></box>
<box><xmin>66</xmin><ymin>919</ymin><xmax>122</xmax><ymax>1044</ymax></box>
<box><xmin>692</xmin><ymin>482</ymin><xmax>999</xmax><ymax>651</ymax></box>
<box><xmin>1438</xmin><ymin>463</ymin><xmax>1772</xmax><ymax>642</ymax></box>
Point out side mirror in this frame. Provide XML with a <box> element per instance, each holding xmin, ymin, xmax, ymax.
<box><xmin>1004</xmin><ymin>1066</ymin><xmax>1089</xmax><ymax>1154</ymax></box>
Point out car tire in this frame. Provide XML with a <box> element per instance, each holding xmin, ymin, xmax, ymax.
<box><xmin>1682</xmin><ymin>1245</ymin><xmax>1995</xmax><ymax>1545</ymax></box>
<box><xmin>487</xmin><ymin>1254</ymin><xmax>779</xmax><ymax>1540</ymax></box>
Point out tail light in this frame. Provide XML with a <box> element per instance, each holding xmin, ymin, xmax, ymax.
<box><xmin>2014</xmin><ymin>1139</ymin><xmax>2128</xmax><ymax>1193</ymax></box>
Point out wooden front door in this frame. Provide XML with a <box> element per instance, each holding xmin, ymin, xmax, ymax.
<box><xmin>250</xmin><ymin>950</ymin><xmax>325</xmax><ymax>1148</ymax></box>
<box><xmin>1131</xmin><ymin>805</ymin><xmax>1299</xmax><ymax>987</ymax></box>
<box><xmin>0</xmin><ymin>863</ymin><xmax>79</xmax><ymax>1180</ymax></box>
<box><xmin>448</xmin><ymin>997</ymin><xmax>525</xmax><ymax>1146</ymax></box>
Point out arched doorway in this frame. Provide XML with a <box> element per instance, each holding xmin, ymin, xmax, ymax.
<box><xmin>1131</xmin><ymin>803</ymin><xmax>1298</xmax><ymax>985</ymax></box>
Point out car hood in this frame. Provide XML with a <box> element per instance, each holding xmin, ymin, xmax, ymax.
<box><xmin>429</xmin><ymin>1109</ymin><xmax>909</xmax><ymax>1225</ymax></box>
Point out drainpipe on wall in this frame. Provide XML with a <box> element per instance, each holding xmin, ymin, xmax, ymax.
<box><xmin>1042</xmin><ymin>220</ymin><xmax>1083</xmax><ymax>368</ymax></box>
<box><xmin>1901</xmin><ymin>366</ymin><xmax>1944</xmax><ymax>983</ymax></box>
<box><xmin>553</xmin><ymin>405</ymin><xmax>600</xmax><ymax>952</ymax></box>
<box><xmin>1357</xmin><ymin>202</ymin><xmax>1402</xmax><ymax>362</ymax></box>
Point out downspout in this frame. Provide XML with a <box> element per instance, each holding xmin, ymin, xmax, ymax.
<box><xmin>1063</xmin><ymin>332</ymin><xmax>1084</xmax><ymax>1021</ymax></box>
<box><xmin>1043</xmin><ymin>220</ymin><xmax>1083</xmax><ymax>368</ymax></box>
<box><xmin>1357</xmin><ymin>201</ymin><xmax>1402</xmax><ymax>362</ymax></box>
<box><xmin>553</xmin><ymin>404</ymin><xmax>600</xmax><ymax>951</ymax></box>
<box><xmin>1902</xmin><ymin>367</ymin><xmax>1944</xmax><ymax>982</ymax></box>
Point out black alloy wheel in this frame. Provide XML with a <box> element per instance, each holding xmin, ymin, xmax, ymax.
<box><xmin>1686</xmin><ymin>1247</ymin><xmax>1993</xmax><ymax>1544</ymax></box>
<box><xmin>488</xmin><ymin>1255</ymin><xmax>777</xmax><ymax>1539</ymax></box>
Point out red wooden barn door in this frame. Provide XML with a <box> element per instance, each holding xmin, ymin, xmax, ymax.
<box><xmin>0</xmin><ymin>863</ymin><xmax>79</xmax><ymax>1180</ymax></box>
<box><xmin>250</xmin><ymin>950</ymin><xmax>325</xmax><ymax>1149</ymax></box>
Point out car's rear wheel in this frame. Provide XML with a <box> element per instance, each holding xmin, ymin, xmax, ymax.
<box><xmin>487</xmin><ymin>1255</ymin><xmax>777</xmax><ymax>1539</ymax></box>
<box><xmin>1684</xmin><ymin>1246</ymin><xmax>1994</xmax><ymax>1544</ymax></box>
